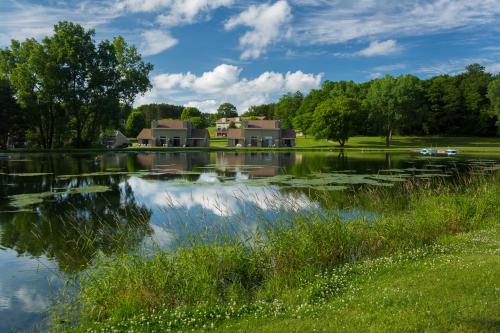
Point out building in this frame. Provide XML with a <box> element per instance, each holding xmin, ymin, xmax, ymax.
<box><xmin>100</xmin><ymin>130</ymin><xmax>130</xmax><ymax>149</ymax></box>
<box><xmin>215</xmin><ymin>116</ymin><xmax>266</xmax><ymax>137</ymax></box>
<box><xmin>227</xmin><ymin>120</ymin><xmax>296</xmax><ymax>147</ymax></box>
<box><xmin>137</xmin><ymin>119</ymin><xmax>210</xmax><ymax>147</ymax></box>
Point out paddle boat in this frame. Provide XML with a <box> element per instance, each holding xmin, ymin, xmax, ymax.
<box><xmin>419</xmin><ymin>148</ymin><xmax>437</xmax><ymax>155</ymax></box>
<box><xmin>445</xmin><ymin>149</ymin><xmax>457</xmax><ymax>156</ymax></box>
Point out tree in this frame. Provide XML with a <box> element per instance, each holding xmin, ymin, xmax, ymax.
<box><xmin>0</xmin><ymin>80</ymin><xmax>23</xmax><ymax>148</ymax></box>
<box><xmin>275</xmin><ymin>91</ymin><xmax>303</xmax><ymax>128</ymax></box>
<box><xmin>217</xmin><ymin>102</ymin><xmax>238</xmax><ymax>118</ymax></box>
<box><xmin>0</xmin><ymin>22</ymin><xmax>153</xmax><ymax>148</ymax></box>
<box><xmin>181</xmin><ymin>107</ymin><xmax>201</xmax><ymax>120</ymax></box>
<box><xmin>310</xmin><ymin>96</ymin><xmax>360</xmax><ymax>147</ymax></box>
<box><xmin>487</xmin><ymin>77</ymin><xmax>500</xmax><ymax>128</ymax></box>
<box><xmin>189</xmin><ymin>116</ymin><xmax>207</xmax><ymax>129</ymax></box>
<box><xmin>243</xmin><ymin>103</ymin><xmax>275</xmax><ymax>119</ymax></box>
<box><xmin>366</xmin><ymin>75</ymin><xmax>423</xmax><ymax>146</ymax></box>
<box><xmin>126</xmin><ymin>111</ymin><xmax>146</xmax><ymax>137</ymax></box>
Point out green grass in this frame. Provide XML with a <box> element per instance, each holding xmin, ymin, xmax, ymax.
<box><xmin>4</xmin><ymin>135</ymin><xmax>499</xmax><ymax>153</ymax></box>
<box><xmin>295</xmin><ymin>135</ymin><xmax>500</xmax><ymax>152</ymax></box>
<box><xmin>50</xmin><ymin>174</ymin><xmax>500</xmax><ymax>332</ymax></box>
<box><xmin>210</xmin><ymin>229</ymin><xmax>500</xmax><ymax>333</ymax></box>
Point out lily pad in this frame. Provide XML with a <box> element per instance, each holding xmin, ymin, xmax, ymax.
<box><xmin>8</xmin><ymin>172</ymin><xmax>53</xmax><ymax>177</ymax></box>
<box><xmin>8</xmin><ymin>185</ymin><xmax>111</xmax><ymax>209</ymax></box>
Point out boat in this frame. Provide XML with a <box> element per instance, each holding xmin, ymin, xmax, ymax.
<box><xmin>445</xmin><ymin>149</ymin><xmax>457</xmax><ymax>156</ymax></box>
<box><xmin>419</xmin><ymin>148</ymin><xmax>437</xmax><ymax>155</ymax></box>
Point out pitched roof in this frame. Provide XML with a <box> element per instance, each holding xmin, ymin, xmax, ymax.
<box><xmin>190</xmin><ymin>128</ymin><xmax>209</xmax><ymax>139</ymax></box>
<box><xmin>245</xmin><ymin>120</ymin><xmax>280</xmax><ymax>129</ymax></box>
<box><xmin>157</xmin><ymin>119</ymin><xmax>187</xmax><ymax>128</ymax></box>
<box><xmin>280</xmin><ymin>129</ymin><xmax>296</xmax><ymax>139</ymax></box>
<box><xmin>137</xmin><ymin>128</ymin><xmax>153</xmax><ymax>140</ymax></box>
<box><xmin>227</xmin><ymin>128</ymin><xmax>244</xmax><ymax>138</ymax></box>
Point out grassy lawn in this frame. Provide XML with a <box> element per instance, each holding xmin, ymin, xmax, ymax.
<box><xmin>209</xmin><ymin>228</ymin><xmax>500</xmax><ymax>333</ymax></box>
<box><xmin>295</xmin><ymin>136</ymin><xmax>500</xmax><ymax>153</ymax></box>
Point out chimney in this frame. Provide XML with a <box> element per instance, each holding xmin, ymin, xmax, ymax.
<box><xmin>152</xmin><ymin>120</ymin><xmax>158</xmax><ymax>128</ymax></box>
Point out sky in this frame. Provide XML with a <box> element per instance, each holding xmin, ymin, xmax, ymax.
<box><xmin>1</xmin><ymin>0</ymin><xmax>500</xmax><ymax>114</ymax></box>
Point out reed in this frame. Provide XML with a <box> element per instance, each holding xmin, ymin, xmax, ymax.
<box><xmin>50</xmin><ymin>173</ymin><xmax>500</xmax><ymax>332</ymax></box>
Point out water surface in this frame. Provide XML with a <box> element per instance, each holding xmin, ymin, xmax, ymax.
<box><xmin>0</xmin><ymin>151</ymin><xmax>498</xmax><ymax>332</ymax></box>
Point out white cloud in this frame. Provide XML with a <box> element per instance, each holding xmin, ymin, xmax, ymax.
<box><xmin>225</xmin><ymin>0</ymin><xmax>292</xmax><ymax>60</ymax></box>
<box><xmin>136</xmin><ymin>64</ymin><xmax>323</xmax><ymax>113</ymax></box>
<box><xmin>184</xmin><ymin>100</ymin><xmax>218</xmax><ymax>113</ymax></box>
<box><xmin>357</xmin><ymin>40</ymin><xmax>401</xmax><ymax>57</ymax></box>
<box><xmin>295</xmin><ymin>0</ymin><xmax>500</xmax><ymax>45</ymax></box>
<box><xmin>115</xmin><ymin>0</ymin><xmax>234</xmax><ymax>26</ymax></box>
<box><xmin>0</xmin><ymin>1</ymin><xmax>120</xmax><ymax>45</ymax></box>
<box><xmin>140</xmin><ymin>30</ymin><xmax>178</xmax><ymax>56</ymax></box>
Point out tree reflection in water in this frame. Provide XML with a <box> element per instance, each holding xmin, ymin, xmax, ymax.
<box><xmin>0</xmin><ymin>177</ymin><xmax>152</xmax><ymax>273</ymax></box>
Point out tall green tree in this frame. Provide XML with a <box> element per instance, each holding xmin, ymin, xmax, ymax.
<box><xmin>458</xmin><ymin>64</ymin><xmax>495</xmax><ymax>135</ymax></box>
<box><xmin>181</xmin><ymin>107</ymin><xmax>201</xmax><ymax>120</ymax></box>
<box><xmin>311</xmin><ymin>96</ymin><xmax>360</xmax><ymax>147</ymax></box>
<box><xmin>487</xmin><ymin>77</ymin><xmax>500</xmax><ymax>128</ymax></box>
<box><xmin>275</xmin><ymin>91</ymin><xmax>303</xmax><ymax>128</ymax></box>
<box><xmin>126</xmin><ymin>111</ymin><xmax>146</xmax><ymax>137</ymax></box>
<box><xmin>0</xmin><ymin>80</ymin><xmax>23</xmax><ymax>148</ymax></box>
<box><xmin>216</xmin><ymin>102</ymin><xmax>238</xmax><ymax>118</ymax></box>
<box><xmin>0</xmin><ymin>22</ymin><xmax>153</xmax><ymax>148</ymax></box>
<box><xmin>366</xmin><ymin>75</ymin><xmax>424</xmax><ymax>146</ymax></box>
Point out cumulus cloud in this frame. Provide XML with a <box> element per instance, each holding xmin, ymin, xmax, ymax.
<box><xmin>137</xmin><ymin>64</ymin><xmax>323</xmax><ymax>113</ymax></box>
<box><xmin>225</xmin><ymin>0</ymin><xmax>292</xmax><ymax>60</ymax></box>
<box><xmin>140</xmin><ymin>30</ymin><xmax>178</xmax><ymax>56</ymax></box>
<box><xmin>356</xmin><ymin>40</ymin><xmax>401</xmax><ymax>57</ymax></box>
<box><xmin>184</xmin><ymin>100</ymin><xmax>218</xmax><ymax>113</ymax></box>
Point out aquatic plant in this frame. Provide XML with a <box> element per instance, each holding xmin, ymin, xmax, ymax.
<box><xmin>50</xmin><ymin>173</ymin><xmax>500</xmax><ymax>332</ymax></box>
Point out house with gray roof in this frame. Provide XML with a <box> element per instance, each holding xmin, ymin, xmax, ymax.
<box><xmin>227</xmin><ymin>120</ymin><xmax>296</xmax><ymax>147</ymax></box>
<box><xmin>137</xmin><ymin>119</ymin><xmax>210</xmax><ymax>147</ymax></box>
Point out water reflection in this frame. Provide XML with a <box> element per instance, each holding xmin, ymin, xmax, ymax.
<box><xmin>0</xmin><ymin>151</ymin><xmax>498</xmax><ymax>332</ymax></box>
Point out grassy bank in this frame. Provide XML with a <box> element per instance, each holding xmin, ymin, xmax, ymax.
<box><xmin>3</xmin><ymin>136</ymin><xmax>499</xmax><ymax>154</ymax></box>
<box><xmin>51</xmin><ymin>174</ymin><xmax>500</xmax><ymax>332</ymax></box>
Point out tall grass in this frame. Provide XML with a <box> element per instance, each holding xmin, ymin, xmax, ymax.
<box><xmin>51</xmin><ymin>173</ymin><xmax>500</xmax><ymax>332</ymax></box>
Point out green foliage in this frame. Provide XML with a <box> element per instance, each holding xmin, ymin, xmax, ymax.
<box><xmin>311</xmin><ymin>96</ymin><xmax>360</xmax><ymax>146</ymax></box>
<box><xmin>52</xmin><ymin>175</ymin><xmax>500</xmax><ymax>332</ymax></box>
<box><xmin>243</xmin><ymin>103</ymin><xmax>276</xmax><ymax>120</ymax></box>
<box><xmin>181</xmin><ymin>106</ymin><xmax>202</xmax><ymax>120</ymax></box>
<box><xmin>125</xmin><ymin>111</ymin><xmax>146</xmax><ymax>137</ymax></box>
<box><xmin>133</xmin><ymin>103</ymin><xmax>184</xmax><ymax>124</ymax></box>
<box><xmin>275</xmin><ymin>91</ymin><xmax>303</xmax><ymax>128</ymax></box>
<box><xmin>189</xmin><ymin>116</ymin><xmax>207</xmax><ymax>129</ymax></box>
<box><xmin>487</xmin><ymin>77</ymin><xmax>500</xmax><ymax>128</ymax></box>
<box><xmin>239</xmin><ymin>63</ymin><xmax>499</xmax><ymax>139</ymax></box>
<box><xmin>0</xmin><ymin>79</ymin><xmax>23</xmax><ymax>148</ymax></box>
<box><xmin>366</xmin><ymin>75</ymin><xmax>425</xmax><ymax>146</ymax></box>
<box><xmin>217</xmin><ymin>102</ymin><xmax>238</xmax><ymax>118</ymax></box>
<box><xmin>0</xmin><ymin>21</ymin><xmax>153</xmax><ymax>148</ymax></box>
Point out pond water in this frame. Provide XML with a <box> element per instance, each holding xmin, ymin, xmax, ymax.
<box><xmin>0</xmin><ymin>150</ymin><xmax>499</xmax><ymax>332</ymax></box>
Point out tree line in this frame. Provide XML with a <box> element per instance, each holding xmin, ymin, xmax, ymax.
<box><xmin>0</xmin><ymin>22</ymin><xmax>152</xmax><ymax>148</ymax></box>
<box><xmin>243</xmin><ymin>64</ymin><xmax>500</xmax><ymax>146</ymax></box>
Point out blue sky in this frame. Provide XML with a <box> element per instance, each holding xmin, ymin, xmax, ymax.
<box><xmin>1</xmin><ymin>0</ymin><xmax>500</xmax><ymax>113</ymax></box>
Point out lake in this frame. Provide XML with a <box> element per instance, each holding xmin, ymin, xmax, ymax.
<box><xmin>0</xmin><ymin>150</ymin><xmax>499</xmax><ymax>332</ymax></box>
